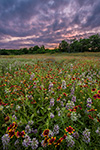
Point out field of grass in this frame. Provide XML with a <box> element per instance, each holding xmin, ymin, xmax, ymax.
<box><xmin>0</xmin><ymin>53</ymin><xmax>100</xmax><ymax>150</ymax></box>
<box><xmin>0</xmin><ymin>52</ymin><xmax>100</xmax><ymax>59</ymax></box>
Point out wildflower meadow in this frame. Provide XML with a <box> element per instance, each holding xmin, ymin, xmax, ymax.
<box><xmin>0</xmin><ymin>54</ymin><xmax>100</xmax><ymax>150</ymax></box>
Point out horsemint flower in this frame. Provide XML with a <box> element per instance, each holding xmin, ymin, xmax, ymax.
<box><xmin>25</xmin><ymin>125</ymin><xmax>31</xmax><ymax>134</ymax></box>
<box><xmin>72</xmin><ymin>131</ymin><xmax>79</xmax><ymax>139</ymax></box>
<box><xmin>82</xmin><ymin>128</ymin><xmax>90</xmax><ymax>143</ymax></box>
<box><xmin>66</xmin><ymin>135</ymin><xmax>75</xmax><ymax>147</ymax></box>
<box><xmin>96</xmin><ymin>127</ymin><xmax>100</xmax><ymax>136</ymax></box>
<box><xmin>65</xmin><ymin>126</ymin><xmax>75</xmax><ymax>134</ymax></box>
<box><xmin>31</xmin><ymin>138</ymin><xmax>39</xmax><ymax>150</ymax></box>
<box><xmin>53</xmin><ymin>124</ymin><xmax>59</xmax><ymax>135</ymax></box>
<box><xmin>22</xmin><ymin>135</ymin><xmax>31</xmax><ymax>147</ymax></box>
<box><xmin>50</xmin><ymin>112</ymin><xmax>54</xmax><ymax>118</ymax></box>
<box><xmin>50</xmin><ymin>98</ymin><xmax>54</xmax><ymax>106</ymax></box>
<box><xmin>1</xmin><ymin>134</ymin><xmax>10</xmax><ymax>150</ymax></box>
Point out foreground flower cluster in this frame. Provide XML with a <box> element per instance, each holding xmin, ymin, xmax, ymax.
<box><xmin>0</xmin><ymin>57</ymin><xmax>100</xmax><ymax>149</ymax></box>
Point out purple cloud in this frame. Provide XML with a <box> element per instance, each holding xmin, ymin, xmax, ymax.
<box><xmin>0</xmin><ymin>0</ymin><xmax>100</xmax><ymax>49</ymax></box>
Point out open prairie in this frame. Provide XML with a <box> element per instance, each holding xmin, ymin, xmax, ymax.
<box><xmin>0</xmin><ymin>53</ymin><xmax>100</xmax><ymax>150</ymax></box>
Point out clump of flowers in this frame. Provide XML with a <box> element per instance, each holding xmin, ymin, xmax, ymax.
<box><xmin>16</xmin><ymin>105</ymin><xmax>21</xmax><ymax>111</ymax></box>
<box><xmin>86</xmin><ymin>98</ymin><xmax>92</xmax><ymax>108</ymax></box>
<box><xmin>82</xmin><ymin>128</ymin><xmax>91</xmax><ymax>144</ymax></box>
<box><xmin>22</xmin><ymin>135</ymin><xmax>31</xmax><ymax>148</ymax></box>
<box><xmin>14</xmin><ymin>139</ymin><xmax>20</xmax><ymax>149</ymax></box>
<box><xmin>50</xmin><ymin>98</ymin><xmax>54</xmax><ymax>107</ymax></box>
<box><xmin>70</xmin><ymin>87</ymin><xmax>75</xmax><ymax>95</ymax></box>
<box><xmin>1</xmin><ymin>134</ymin><xmax>10</xmax><ymax>150</ymax></box>
<box><xmin>25</xmin><ymin>125</ymin><xmax>31</xmax><ymax>134</ymax></box>
<box><xmin>61</xmin><ymin>80</ymin><xmax>66</xmax><ymax>89</ymax></box>
<box><xmin>12</xmin><ymin>114</ymin><xmax>17</xmax><ymax>121</ymax></box>
<box><xmin>30</xmin><ymin>73</ymin><xmax>35</xmax><ymax>80</ymax></box>
<box><xmin>31</xmin><ymin>138</ymin><xmax>39</xmax><ymax>150</ymax></box>
<box><xmin>53</xmin><ymin>125</ymin><xmax>59</xmax><ymax>135</ymax></box>
<box><xmin>50</xmin><ymin>112</ymin><xmax>54</xmax><ymax>118</ymax></box>
<box><xmin>95</xmin><ymin>127</ymin><xmax>100</xmax><ymax>136</ymax></box>
<box><xmin>66</xmin><ymin>135</ymin><xmax>75</xmax><ymax>147</ymax></box>
<box><xmin>72</xmin><ymin>131</ymin><xmax>79</xmax><ymax>139</ymax></box>
<box><xmin>48</xmin><ymin>130</ymin><xmax>54</xmax><ymax>137</ymax></box>
<box><xmin>71</xmin><ymin>111</ymin><xmax>78</xmax><ymax>121</ymax></box>
<box><xmin>66</xmin><ymin>100</ymin><xmax>75</xmax><ymax>110</ymax></box>
<box><xmin>71</xmin><ymin>96</ymin><xmax>76</xmax><ymax>102</ymax></box>
<box><xmin>28</xmin><ymin>120</ymin><xmax>34</xmax><ymax>125</ymax></box>
<box><xmin>48</xmin><ymin>82</ymin><xmax>53</xmax><ymax>91</ymax></box>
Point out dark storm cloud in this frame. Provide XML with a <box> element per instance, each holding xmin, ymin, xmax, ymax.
<box><xmin>83</xmin><ymin>1</ymin><xmax>100</xmax><ymax>28</ymax></box>
<box><xmin>76</xmin><ymin>0</ymin><xmax>95</xmax><ymax>6</ymax></box>
<box><xmin>0</xmin><ymin>0</ymin><xmax>100</xmax><ymax>49</ymax></box>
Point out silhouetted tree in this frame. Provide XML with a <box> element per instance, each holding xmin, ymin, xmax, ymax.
<box><xmin>89</xmin><ymin>34</ymin><xmax>100</xmax><ymax>52</ymax></box>
<box><xmin>59</xmin><ymin>40</ymin><xmax>69</xmax><ymax>52</ymax></box>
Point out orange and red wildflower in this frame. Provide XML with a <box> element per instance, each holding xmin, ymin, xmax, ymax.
<box><xmin>43</xmin><ymin>129</ymin><xmax>49</xmax><ymax>137</ymax></box>
<box><xmin>65</xmin><ymin>126</ymin><xmax>75</xmax><ymax>134</ymax></box>
<box><xmin>54</xmin><ymin>137</ymin><xmax>63</xmax><ymax>147</ymax></box>
<box><xmin>15</xmin><ymin>130</ymin><xmax>25</xmax><ymax>138</ymax></box>
<box><xmin>8</xmin><ymin>130</ymin><xmax>15</xmax><ymax>138</ymax></box>
<box><xmin>7</xmin><ymin>122</ymin><xmax>17</xmax><ymax>132</ymax></box>
<box><xmin>48</xmin><ymin>137</ymin><xmax>56</xmax><ymax>145</ymax></box>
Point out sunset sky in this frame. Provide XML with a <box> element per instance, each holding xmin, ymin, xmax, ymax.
<box><xmin>0</xmin><ymin>0</ymin><xmax>100</xmax><ymax>49</ymax></box>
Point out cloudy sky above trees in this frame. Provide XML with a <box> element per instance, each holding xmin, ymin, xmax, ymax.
<box><xmin>0</xmin><ymin>0</ymin><xmax>100</xmax><ymax>49</ymax></box>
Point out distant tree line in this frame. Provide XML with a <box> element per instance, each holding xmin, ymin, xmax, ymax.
<box><xmin>0</xmin><ymin>34</ymin><xmax>100</xmax><ymax>55</ymax></box>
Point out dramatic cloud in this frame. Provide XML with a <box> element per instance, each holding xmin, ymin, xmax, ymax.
<box><xmin>0</xmin><ymin>0</ymin><xmax>100</xmax><ymax>49</ymax></box>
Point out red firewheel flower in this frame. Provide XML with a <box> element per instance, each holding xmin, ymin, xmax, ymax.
<box><xmin>31</xmin><ymin>100</ymin><xmax>36</xmax><ymax>104</ymax></box>
<box><xmin>15</xmin><ymin>130</ymin><xmax>25</xmax><ymax>138</ymax></box>
<box><xmin>43</xmin><ymin>129</ymin><xmax>49</xmax><ymax>137</ymax></box>
<box><xmin>88</xmin><ymin>108</ymin><xmax>97</xmax><ymax>112</ymax></box>
<box><xmin>97</xmin><ymin>90</ymin><xmax>100</xmax><ymax>94</ymax></box>
<box><xmin>7</xmin><ymin>122</ymin><xmax>17</xmax><ymax>132</ymax></box>
<box><xmin>88</xmin><ymin>115</ymin><xmax>94</xmax><ymax>120</ymax></box>
<box><xmin>91</xmin><ymin>88</ymin><xmax>96</xmax><ymax>92</ymax></box>
<box><xmin>93</xmin><ymin>94</ymin><xmax>97</xmax><ymax>99</ymax></box>
<box><xmin>65</xmin><ymin>126</ymin><xmax>75</xmax><ymax>134</ymax></box>
<box><xmin>8</xmin><ymin>130</ymin><xmax>15</xmax><ymax>138</ymax></box>
<box><xmin>4</xmin><ymin>116</ymin><xmax>9</xmax><ymax>122</ymax></box>
<box><xmin>63</xmin><ymin>93</ymin><xmax>67</xmax><ymax>96</ymax></box>
<box><xmin>48</xmin><ymin>137</ymin><xmax>56</xmax><ymax>145</ymax></box>
<box><xmin>42</xmin><ymin>137</ymin><xmax>49</xmax><ymax>147</ymax></box>
<box><xmin>54</xmin><ymin>137</ymin><xmax>63</xmax><ymax>147</ymax></box>
<box><xmin>97</xmin><ymin>94</ymin><xmax>100</xmax><ymax>99</ymax></box>
<box><xmin>62</xmin><ymin>134</ymin><xmax>67</xmax><ymax>140</ymax></box>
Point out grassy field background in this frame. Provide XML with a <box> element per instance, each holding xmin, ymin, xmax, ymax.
<box><xmin>0</xmin><ymin>52</ymin><xmax>100</xmax><ymax>60</ymax></box>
